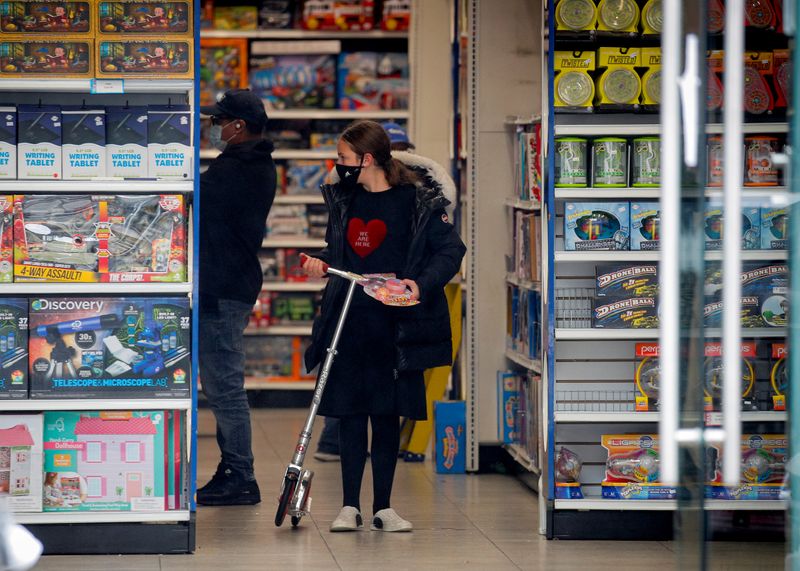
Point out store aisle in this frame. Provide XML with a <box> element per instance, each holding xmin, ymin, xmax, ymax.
<box><xmin>35</xmin><ymin>409</ymin><xmax>783</xmax><ymax>571</ymax></box>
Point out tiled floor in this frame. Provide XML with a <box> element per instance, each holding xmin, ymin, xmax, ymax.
<box><xmin>34</xmin><ymin>409</ymin><xmax>786</xmax><ymax>570</ymax></box>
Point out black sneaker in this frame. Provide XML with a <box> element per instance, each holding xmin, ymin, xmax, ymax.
<box><xmin>197</xmin><ymin>474</ymin><xmax>261</xmax><ymax>506</ymax></box>
<box><xmin>197</xmin><ymin>463</ymin><xmax>231</xmax><ymax>495</ymax></box>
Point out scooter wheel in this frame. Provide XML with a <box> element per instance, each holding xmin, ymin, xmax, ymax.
<box><xmin>275</xmin><ymin>475</ymin><xmax>296</xmax><ymax>527</ymax></box>
<box><xmin>291</xmin><ymin>515</ymin><xmax>301</xmax><ymax>527</ymax></box>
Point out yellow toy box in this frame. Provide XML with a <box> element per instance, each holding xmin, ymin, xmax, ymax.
<box><xmin>0</xmin><ymin>1</ymin><xmax>91</xmax><ymax>35</ymax></box>
<box><xmin>554</xmin><ymin>51</ymin><xmax>595</xmax><ymax>111</ymax></box>
<box><xmin>0</xmin><ymin>38</ymin><xmax>92</xmax><ymax>77</ymax></box>
<box><xmin>595</xmin><ymin>47</ymin><xmax>641</xmax><ymax>109</ymax></box>
<box><xmin>96</xmin><ymin>37</ymin><xmax>192</xmax><ymax>78</ymax></box>
<box><xmin>96</xmin><ymin>1</ymin><xmax>192</xmax><ymax>35</ymax></box>
<box><xmin>640</xmin><ymin>0</ymin><xmax>661</xmax><ymax>36</ymax></box>
<box><xmin>639</xmin><ymin>47</ymin><xmax>660</xmax><ymax>108</ymax></box>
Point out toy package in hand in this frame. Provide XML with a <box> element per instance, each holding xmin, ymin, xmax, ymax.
<box><xmin>0</xmin><ymin>2</ymin><xmax>91</xmax><ymax>34</ymax></box>
<box><xmin>97</xmin><ymin>1</ymin><xmax>191</xmax><ymax>35</ymax></box>
<box><xmin>358</xmin><ymin>273</ymin><xmax>418</xmax><ymax>307</ymax></box>
<box><xmin>601</xmin><ymin>434</ymin><xmax>676</xmax><ymax>500</ymax></box>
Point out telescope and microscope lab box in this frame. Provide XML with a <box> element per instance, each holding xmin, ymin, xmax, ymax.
<box><xmin>28</xmin><ymin>297</ymin><xmax>190</xmax><ymax>399</ymax></box>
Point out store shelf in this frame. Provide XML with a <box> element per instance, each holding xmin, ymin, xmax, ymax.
<box><xmin>505</xmin><ymin>349</ymin><xmax>542</xmax><ymax>373</ymax></box>
<box><xmin>0</xmin><ymin>180</ymin><xmax>194</xmax><ymax>193</ymax></box>
<box><xmin>200</xmin><ymin>149</ymin><xmax>337</xmax><ymax>161</ymax></box>
<box><xmin>554</xmin><ymin>122</ymin><xmax>789</xmax><ymax>136</ymax></box>
<box><xmin>0</xmin><ymin>399</ymin><xmax>191</xmax><ymax>411</ymax></box>
<box><xmin>554</xmin><ymin>498</ymin><xmax>786</xmax><ymax>511</ymax></box>
<box><xmin>244</xmin><ymin>378</ymin><xmax>316</xmax><ymax>390</ymax></box>
<box><xmin>706</xmin><ymin>250</ymin><xmax>787</xmax><ymax>261</ymax></box>
<box><xmin>201</xmin><ymin>29</ymin><xmax>408</xmax><ymax>39</ymax></box>
<box><xmin>245</xmin><ymin>325</ymin><xmax>313</xmax><ymax>336</ymax></box>
<box><xmin>266</xmin><ymin>109</ymin><xmax>409</xmax><ymax>120</ymax></box>
<box><xmin>274</xmin><ymin>195</ymin><xmax>326</xmax><ymax>205</ymax></box>
<box><xmin>503</xmin><ymin>443</ymin><xmax>540</xmax><ymax>474</ymax></box>
<box><xmin>555</xmin><ymin>328</ymin><xmax>659</xmax><ymax>340</ymax></box>
<box><xmin>555</xmin><ymin>250</ymin><xmax>787</xmax><ymax>262</ymax></box>
<box><xmin>262</xmin><ymin>237</ymin><xmax>327</xmax><ymax>248</ymax></box>
<box><xmin>555</xmin><ymin>188</ymin><xmax>661</xmax><ymax>199</ymax></box>
<box><xmin>505</xmin><ymin>114</ymin><xmax>541</xmax><ymax>125</ymax></box>
<box><xmin>555</xmin><ymin>411</ymin><xmax>787</xmax><ymax>423</ymax></box>
<box><xmin>505</xmin><ymin>197</ymin><xmax>540</xmax><ymax>211</ymax></box>
<box><xmin>262</xmin><ymin>281</ymin><xmax>325</xmax><ymax>292</ymax></box>
<box><xmin>506</xmin><ymin>273</ymin><xmax>539</xmax><ymax>291</ymax></box>
<box><xmin>0</xmin><ymin>283</ymin><xmax>192</xmax><ymax>295</ymax></box>
<box><xmin>707</xmin><ymin>123</ymin><xmax>789</xmax><ymax>134</ymax></box>
<box><xmin>15</xmin><ymin>511</ymin><xmax>192</xmax><ymax>525</ymax></box>
<box><xmin>0</xmin><ymin>79</ymin><xmax>194</xmax><ymax>93</ymax></box>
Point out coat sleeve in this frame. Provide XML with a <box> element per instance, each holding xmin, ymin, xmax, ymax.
<box><xmin>414</xmin><ymin>209</ymin><xmax>466</xmax><ymax>301</ymax></box>
<box><xmin>311</xmin><ymin>216</ymin><xmax>333</xmax><ymax>264</ymax></box>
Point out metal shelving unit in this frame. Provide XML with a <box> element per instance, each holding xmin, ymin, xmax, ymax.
<box><xmin>505</xmin><ymin>197</ymin><xmax>540</xmax><ymax>211</ymax></box>
<box><xmin>0</xmin><ymin>180</ymin><xmax>194</xmax><ymax>193</ymax></box>
<box><xmin>555</xmin><ymin>411</ymin><xmax>788</xmax><ymax>423</ymax></box>
<box><xmin>1</xmin><ymin>283</ymin><xmax>193</xmax><ymax>295</ymax></box>
<box><xmin>503</xmin><ymin>443</ymin><xmax>540</xmax><ymax>474</ymax></box>
<box><xmin>504</xmin><ymin>349</ymin><xmax>542</xmax><ymax>373</ymax></box>
<box><xmin>0</xmin><ymin>399</ymin><xmax>192</xmax><ymax>411</ymax></box>
<box><xmin>555</xmin><ymin>250</ymin><xmax>787</xmax><ymax>262</ymax></box>
<box><xmin>506</xmin><ymin>273</ymin><xmax>539</xmax><ymax>291</ymax></box>
<box><xmin>201</xmin><ymin>29</ymin><xmax>408</xmax><ymax>40</ymax></box>
<box><xmin>267</xmin><ymin>109</ymin><xmax>410</xmax><ymax>120</ymax></box>
<box><xmin>16</xmin><ymin>511</ymin><xmax>192</xmax><ymax>525</ymax></box>
<box><xmin>555</xmin><ymin>328</ymin><xmax>786</xmax><ymax>340</ymax></box>
<box><xmin>200</xmin><ymin>149</ymin><xmax>337</xmax><ymax>161</ymax></box>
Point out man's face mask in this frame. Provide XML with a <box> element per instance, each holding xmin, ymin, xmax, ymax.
<box><xmin>209</xmin><ymin>120</ymin><xmax>236</xmax><ymax>151</ymax></box>
<box><xmin>335</xmin><ymin>156</ymin><xmax>364</xmax><ymax>189</ymax></box>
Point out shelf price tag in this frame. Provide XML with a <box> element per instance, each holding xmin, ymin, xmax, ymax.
<box><xmin>90</xmin><ymin>79</ymin><xmax>125</xmax><ymax>94</ymax></box>
<box><xmin>704</xmin><ymin>412</ymin><xmax>723</xmax><ymax>426</ymax></box>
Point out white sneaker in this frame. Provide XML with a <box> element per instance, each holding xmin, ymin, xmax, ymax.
<box><xmin>371</xmin><ymin>508</ymin><xmax>413</xmax><ymax>532</ymax></box>
<box><xmin>330</xmin><ymin>506</ymin><xmax>363</xmax><ymax>532</ymax></box>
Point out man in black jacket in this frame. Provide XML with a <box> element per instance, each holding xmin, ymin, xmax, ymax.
<box><xmin>197</xmin><ymin>89</ymin><xmax>276</xmax><ymax>505</ymax></box>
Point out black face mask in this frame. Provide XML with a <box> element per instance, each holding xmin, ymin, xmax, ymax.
<box><xmin>335</xmin><ymin>157</ymin><xmax>363</xmax><ymax>189</ymax></box>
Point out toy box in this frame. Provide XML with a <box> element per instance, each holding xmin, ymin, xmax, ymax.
<box><xmin>0</xmin><ymin>414</ymin><xmax>43</xmax><ymax>512</ymax></box>
<box><xmin>760</xmin><ymin>206</ymin><xmax>788</xmax><ymax>250</ymax></box>
<box><xmin>630</xmin><ymin>202</ymin><xmax>660</xmax><ymax>250</ymax></box>
<box><xmin>434</xmin><ymin>400</ymin><xmax>465</xmax><ymax>474</ymax></box>
<box><xmin>258</xmin><ymin>0</ymin><xmax>293</xmax><ymax>29</ymax></box>
<box><xmin>564</xmin><ymin>202</ymin><xmax>630</xmax><ymax>251</ymax></box>
<box><xmin>14</xmin><ymin>194</ymin><xmax>187</xmax><ymax>283</ymax></box>
<box><xmin>0</xmin><ymin>299</ymin><xmax>28</xmax><ymax>399</ymax></box>
<box><xmin>496</xmin><ymin>372</ymin><xmax>519</xmax><ymax>444</ymax></box>
<box><xmin>338</xmin><ymin>51</ymin><xmax>410</xmax><ymax>110</ymax></box>
<box><xmin>301</xmin><ymin>0</ymin><xmax>374</xmax><ymax>31</ymax></box>
<box><xmin>0</xmin><ymin>40</ymin><xmax>92</xmax><ymax>77</ymax></box>
<box><xmin>706</xmin><ymin>434</ymin><xmax>786</xmax><ymax>500</ymax></box>
<box><xmin>773</xmin><ymin>49</ymin><xmax>790</xmax><ymax>110</ymax></box>
<box><xmin>707</xmin><ymin>50</ymin><xmax>725</xmax><ymax>113</ymax></box>
<box><xmin>62</xmin><ymin>106</ymin><xmax>106</xmax><ymax>180</ymax></box>
<box><xmin>249</xmin><ymin>41</ymin><xmax>338</xmax><ymax>110</ymax></box>
<box><xmin>29</xmin><ymin>297</ymin><xmax>190</xmax><ymax>399</ymax></box>
<box><xmin>703</xmin><ymin>341</ymin><xmax>758</xmax><ymax>412</ymax></box>
<box><xmin>601</xmin><ymin>434</ymin><xmax>676</xmax><ymax>500</ymax></box>
<box><xmin>0</xmin><ymin>105</ymin><xmax>16</xmax><ymax>179</ymax></box>
<box><xmin>741</xmin><ymin>263</ymin><xmax>788</xmax><ymax>327</ymax></box>
<box><xmin>554</xmin><ymin>51</ymin><xmax>595</xmax><ymax>111</ymax></box>
<box><xmin>595</xmin><ymin>264</ymin><xmax>658</xmax><ymax>298</ymax></box>
<box><xmin>769</xmin><ymin>343</ymin><xmax>787</xmax><ymax>411</ymax></box>
<box><xmin>0</xmin><ymin>195</ymin><xmax>11</xmax><ymax>283</ymax></box>
<box><xmin>634</xmin><ymin>343</ymin><xmax>660</xmax><ymax>411</ymax></box>
<box><xmin>640</xmin><ymin>0</ymin><xmax>661</xmax><ymax>36</ymax></box>
<box><xmin>43</xmin><ymin>410</ymin><xmax>166</xmax><ymax>511</ymax></box>
<box><xmin>744</xmin><ymin>136</ymin><xmax>780</xmax><ymax>186</ymax></box>
<box><xmin>703</xmin><ymin>295</ymin><xmax>764</xmax><ymax>329</ymax></box>
<box><xmin>0</xmin><ymin>2</ymin><xmax>91</xmax><ymax>34</ymax></box>
<box><xmin>703</xmin><ymin>204</ymin><xmax>761</xmax><ymax>250</ymax></box>
<box><xmin>97</xmin><ymin>38</ymin><xmax>192</xmax><ymax>78</ymax></box>
<box><xmin>284</xmin><ymin>159</ymin><xmax>332</xmax><ymax>195</ymax></box>
<box><xmin>595</xmin><ymin>47</ymin><xmax>641</xmax><ymax>110</ymax></box>
<box><xmin>593</xmin><ymin>296</ymin><xmax>659</xmax><ymax>329</ymax></box>
<box><xmin>199</xmin><ymin>38</ymin><xmax>248</xmax><ymax>107</ymax></box>
<box><xmin>213</xmin><ymin>5</ymin><xmax>256</xmax><ymax>30</ymax></box>
<box><xmin>381</xmin><ymin>0</ymin><xmax>410</xmax><ymax>31</ymax></box>
<box><xmin>17</xmin><ymin>104</ymin><xmax>61</xmax><ymax>180</ymax></box>
<box><xmin>97</xmin><ymin>1</ymin><xmax>191</xmax><ymax>35</ymax></box>
<box><xmin>106</xmin><ymin>105</ymin><xmax>148</xmax><ymax>179</ymax></box>
<box><xmin>631</xmin><ymin>137</ymin><xmax>660</xmax><ymax>187</ymax></box>
<box><xmin>147</xmin><ymin>105</ymin><xmax>191</xmax><ymax>179</ymax></box>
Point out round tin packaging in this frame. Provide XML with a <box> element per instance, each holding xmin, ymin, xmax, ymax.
<box><xmin>744</xmin><ymin>136</ymin><xmax>779</xmax><ymax>187</ymax></box>
<box><xmin>593</xmin><ymin>137</ymin><xmax>627</xmax><ymax>187</ymax></box>
<box><xmin>707</xmin><ymin>136</ymin><xmax>724</xmax><ymax>187</ymax></box>
<box><xmin>632</xmin><ymin>137</ymin><xmax>660</xmax><ymax>187</ymax></box>
<box><xmin>555</xmin><ymin>137</ymin><xmax>588</xmax><ymax>187</ymax></box>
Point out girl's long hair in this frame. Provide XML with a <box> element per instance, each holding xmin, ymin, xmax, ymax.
<box><xmin>341</xmin><ymin>120</ymin><xmax>419</xmax><ymax>187</ymax></box>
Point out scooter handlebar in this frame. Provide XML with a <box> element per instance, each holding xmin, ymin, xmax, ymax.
<box><xmin>300</xmin><ymin>253</ymin><xmax>361</xmax><ymax>282</ymax></box>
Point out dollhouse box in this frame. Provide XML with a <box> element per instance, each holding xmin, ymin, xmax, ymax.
<box><xmin>0</xmin><ymin>414</ymin><xmax>43</xmax><ymax>512</ymax></box>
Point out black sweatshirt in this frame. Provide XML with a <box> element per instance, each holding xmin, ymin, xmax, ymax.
<box><xmin>199</xmin><ymin>139</ymin><xmax>276</xmax><ymax>305</ymax></box>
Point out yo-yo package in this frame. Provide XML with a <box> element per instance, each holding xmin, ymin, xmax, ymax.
<box><xmin>97</xmin><ymin>38</ymin><xmax>192</xmax><ymax>78</ymax></box>
<box><xmin>601</xmin><ymin>434</ymin><xmax>676</xmax><ymax>500</ymax></box>
<box><xmin>62</xmin><ymin>106</ymin><xmax>106</xmax><ymax>180</ymax></box>
<box><xmin>760</xmin><ymin>206</ymin><xmax>788</xmax><ymax>250</ymax></box>
<box><xmin>595</xmin><ymin>47</ymin><xmax>641</xmax><ymax>110</ymax></box>
<box><xmin>639</xmin><ymin>48</ymin><xmax>661</xmax><ymax>108</ymax></box>
<box><xmin>703</xmin><ymin>203</ymin><xmax>761</xmax><ymax>250</ymax></box>
<box><xmin>106</xmin><ymin>105</ymin><xmax>148</xmax><ymax>179</ymax></box>
<box><xmin>769</xmin><ymin>342</ymin><xmax>787</xmax><ymax>411</ymax></box>
<box><xmin>706</xmin><ymin>434</ymin><xmax>787</xmax><ymax>500</ymax></box>
<box><xmin>555</xmin><ymin>446</ymin><xmax>583</xmax><ymax>499</ymax></box>
<box><xmin>564</xmin><ymin>202</ymin><xmax>630</xmax><ymax>251</ymax></box>
<box><xmin>0</xmin><ymin>298</ymin><xmax>28</xmax><ymax>399</ymax></box>
<box><xmin>0</xmin><ymin>105</ymin><xmax>16</xmax><ymax>179</ymax></box>
<box><xmin>0</xmin><ymin>2</ymin><xmax>92</xmax><ymax>35</ymax></box>
<box><xmin>29</xmin><ymin>296</ymin><xmax>190</xmax><ymax>399</ymax></box>
<box><xmin>148</xmin><ymin>105</ymin><xmax>191</xmax><ymax>180</ymax></box>
<box><xmin>0</xmin><ymin>195</ymin><xmax>11</xmax><ymax>282</ymax></box>
<box><xmin>593</xmin><ymin>296</ymin><xmax>659</xmax><ymax>329</ymax></box>
<box><xmin>707</xmin><ymin>50</ymin><xmax>725</xmax><ymax>114</ymax></box>
<box><xmin>640</xmin><ymin>0</ymin><xmax>661</xmax><ymax>36</ymax></box>
<box><xmin>96</xmin><ymin>1</ymin><xmax>192</xmax><ymax>35</ymax></box>
<box><xmin>596</xmin><ymin>0</ymin><xmax>640</xmax><ymax>34</ymax></box>
<box><xmin>0</xmin><ymin>39</ymin><xmax>92</xmax><ymax>77</ymax></box>
<box><xmin>634</xmin><ymin>342</ymin><xmax>659</xmax><ymax>412</ymax></box>
<box><xmin>595</xmin><ymin>263</ymin><xmax>658</xmax><ymax>298</ymax></box>
<box><xmin>773</xmin><ymin>49</ymin><xmax>790</xmax><ymax>110</ymax></box>
<box><xmin>744</xmin><ymin>52</ymin><xmax>774</xmax><ymax>116</ymax></box>
<box><xmin>17</xmin><ymin>104</ymin><xmax>61</xmax><ymax>180</ymax></box>
<box><xmin>554</xmin><ymin>51</ymin><xmax>595</xmax><ymax>112</ymax></box>
<box><xmin>702</xmin><ymin>341</ymin><xmax>758</xmax><ymax>412</ymax></box>
<box><xmin>630</xmin><ymin>202</ymin><xmax>660</xmax><ymax>250</ymax></box>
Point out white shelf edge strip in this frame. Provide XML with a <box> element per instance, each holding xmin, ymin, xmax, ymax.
<box><xmin>504</xmin><ymin>349</ymin><xmax>542</xmax><ymax>373</ymax></box>
<box><xmin>244</xmin><ymin>380</ymin><xmax>316</xmax><ymax>390</ymax></box>
<box><xmin>15</xmin><ymin>511</ymin><xmax>191</xmax><ymax>524</ymax></box>
<box><xmin>262</xmin><ymin>281</ymin><xmax>325</xmax><ymax>291</ymax></box>
<box><xmin>555</xmin><ymin>251</ymin><xmax>787</xmax><ymax>262</ymax></box>
<box><xmin>0</xmin><ymin>180</ymin><xmax>194</xmax><ymax>192</ymax></box>
<box><xmin>273</xmin><ymin>195</ymin><xmax>326</xmax><ymax>204</ymax></box>
<box><xmin>503</xmin><ymin>443</ymin><xmax>540</xmax><ymax>474</ymax></box>
<box><xmin>267</xmin><ymin>109</ymin><xmax>410</xmax><ymax>119</ymax></box>
<box><xmin>0</xmin><ymin>80</ymin><xmax>193</xmax><ymax>93</ymax></box>
<box><xmin>0</xmin><ymin>399</ymin><xmax>191</xmax><ymax>411</ymax></box>
<box><xmin>555</xmin><ymin>328</ymin><xmax>785</xmax><ymax>339</ymax></box>
<box><xmin>553</xmin><ymin>499</ymin><xmax>786</xmax><ymax>511</ymax></box>
<box><xmin>201</xmin><ymin>30</ymin><xmax>408</xmax><ymax>39</ymax></box>
<box><xmin>554</xmin><ymin>412</ymin><xmax>787</xmax><ymax>423</ymax></box>
<box><xmin>0</xmin><ymin>283</ymin><xmax>192</xmax><ymax>294</ymax></box>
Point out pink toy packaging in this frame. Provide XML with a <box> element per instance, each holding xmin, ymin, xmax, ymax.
<box><xmin>0</xmin><ymin>414</ymin><xmax>43</xmax><ymax>512</ymax></box>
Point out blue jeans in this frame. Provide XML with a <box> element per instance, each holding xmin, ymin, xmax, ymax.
<box><xmin>199</xmin><ymin>298</ymin><xmax>255</xmax><ymax>481</ymax></box>
<box><xmin>317</xmin><ymin>416</ymin><xmax>340</xmax><ymax>454</ymax></box>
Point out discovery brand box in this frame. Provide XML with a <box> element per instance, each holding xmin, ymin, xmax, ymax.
<box><xmin>106</xmin><ymin>106</ymin><xmax>148</xmax><ymax>178</ymax></box>
<box><xmin>147</xmin><ymin>105</ymin><xmax>192</xmax><ymax>179</ymax></box>
<box><xmin>17</xmin><ymin>105</ymin><xmax>61</xmax><ymax>180</ymax></box>
<box><xmin>0</xmin><ymin>298</ymin><xmax>28</xmax><ymax>399</ymax></box>
<box><xmin>62</xmin><ymin>106</ymin><xmax>106</xmax><ymax>179</ymax></box>
<box><xmin>0</xmin><ymin>105</ymin><xmax>16</xmax><ymax>179</ymax></box>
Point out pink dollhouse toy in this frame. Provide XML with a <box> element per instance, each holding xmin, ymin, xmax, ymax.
<box><xmin>0</xmin><ymin>425</ymin><xmax>34</xmax><ymax>497</ymax></box>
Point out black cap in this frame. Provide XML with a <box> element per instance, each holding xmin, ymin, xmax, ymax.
<box><xmin>200</xmin><ymin>88</ymin><xmax>268</xmax><ymax>128</ymax></box>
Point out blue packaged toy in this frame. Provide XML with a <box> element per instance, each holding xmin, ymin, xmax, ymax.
<box><xmin>564</xmin><ymin>202</ymin><xmax>630</xmax><ymax>251</ymax></box>
<box><xmin>434</xmin><ymin>400</ymin><xmax>466</xmax><ymax>474</ymax></box>
<box><xmin>106</xmin><ymin>105</ymin><xmax>148</xmax><ymax>179</ymax></box>
<box><xmin>707</xmin><ymin>434</ymin><xmax>787</xmax><ymax>501</ymax></box>
<box><xmin>496</xmin><ymin>372</ymin><xmax>519</xmax><ymax>444</ymax></box>
<box><xmin>703</xmin><ymin>203</ymin><xmax>761</xmax><ymax>250</ymax></box>
<box><xmin>147</xmin><ymin>105</ymin><xmax>191</xmax><ymax>180</ymax></box>
<box><xmin>760</xmin><ymin>206</ymin><xmax>788</xmax><ymax>250</ymax></box>
<box><xmin>62</xmin><ymin>106</ymin><xmax>106</xmax><ymax>180</ymax></box>
<box><xmin>18</xmin><ymin>104</ymin><xmax>61</xmax><ymax>180</ymax></box>
<box><xmin>0</xmin><ymin>298</ymin><xmax>28</xmax><ymax>399</ymax></box>
<box><xmin>602</xmin><ymin>434</ymin><xmax>676</xmax><ymax>500</ymax></box>
<box><xmin>284</xmin><ymin>160</ymin><xmax>332</xmax><ymax>195</ymax></box>
<box><xmin>630</xmin><ymin>202</ymin><xmax>660</xmax><ymax>250</ymax></box>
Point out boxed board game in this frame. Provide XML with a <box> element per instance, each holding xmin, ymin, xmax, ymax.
<box><xmin>147</xmin><ymin>105</ymin><xmax>192</xmax><ymax>179</ymax></box>
<box><xmin>199</xmin><ymin>38</ymin><xmax>248</xmax><ymax>107</ymax></box>
<box><xmin>0</xmin><ymin>2</ymin><xmax>91</xmax><ymax>34</ymax></box>
<box><xmin>595</xmin><ymin>264</ymin><xmax>658</xmax><ymax>298</ymax></box>
<box><xmin>43</xmin><ymin>410</ymin><xmax>166</xmax><ymax>511</ymax></box>
<box><xmin>106</xmin><ymin>105</ymin><xmax>148</xmax><ymax>179</ymax></box>
<box><xmin>0</xmin><ymin>105</ymin><xmax>16</xmax><ymax>179</ymax></box>
<box><xmin>601</xmin><ymin>434</ymin><xmax>676</xmax><ymax>500</ymax></box>
<box><xmin>706</xmin><ymin>434</ymin><xmax>787</xmax><ymax>501</ymax></box>
<box><xmin>563</xmin><ymin>202</ymin><xmax>630</xmax><ymax>251</ymax></box>
<box><xmin>62</xmin><ymin>106</ymin><xmax>106</xmax><ymax>180</ymax></box>
<box><xmin>0</xmin><ymin>195</ymin><xmax>11</xmax><ymax>282</ymax></box>
<box><xmin>17</xmin><ymin>104</ymin><xmax>61</xmax><ymax>180</ymax></box>
<box><xmin>97</xmin><ymin>38</ymin><xmax>192</xmax><ymax>78</ymax></box>
<box><xmin>29</xmin><ymin>297</ymin><xmax>190</xmax><ymax>399</ymax></box>
<box><xmin>301</xmin><ymin>0</ymin><xmax>374</xmax><ymax>31</ymax></box>
<box><xmin>0</xmin><ymin>414</ymin><xmax>43</xmax><ymax>512</ymax></box>
<box><xmin>760</xmin><ymin>206</ymin><xmax>788</xmax><ymax>250</ymax></box>
<box><xmin>14</xmin><ymin>194</ymin><xmax>188</xmax><ymax>283</ymax></box>
<box><xmin>630</xmin><ymin>202</ymin><xmax>660</xmax><ymax>250</ymax></box>
<box><xmin>249</xmin><ymin>40</ymin><xmax>338</xmax><ymax>110</ymax></box>
<box><xmin>380</xmin><ymin>0</ymin><xmax>410</xmax><ymax>31</ymax></box>
<box><xmin>337</xmin><ymin>51</ymin><xmax>410</xmax><ymax>110</ymax></box>
<box><xmin>96</xmin><ymin>1</ymin><xmax>191</xmax><ymax>35</ymax></box>
<box><xmin>0</xmin><ymin>39</ymin><xmax>92</xmax><ymax>77</ymax></box>
<box><xmin>0</xmin><ymin>299</ymin><xmax>28</xmax><ymax>399</ymax></box>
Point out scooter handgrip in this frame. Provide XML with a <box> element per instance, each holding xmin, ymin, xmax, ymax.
<box><xmin>300</xmin><ymin>252</ymin><xmax>329</xmax><ymax>274</ymax></box>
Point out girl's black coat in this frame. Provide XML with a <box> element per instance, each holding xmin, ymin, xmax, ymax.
<box><xmin>304</xmin><ymin>182</ymin><xmax>467</xmax><ymax>373</ymax></box>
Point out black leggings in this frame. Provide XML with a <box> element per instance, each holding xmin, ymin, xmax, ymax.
<box><xmin>338</xmin><ymin>414</ymin><xmax>400</xmax><ymax>514</ymax></box>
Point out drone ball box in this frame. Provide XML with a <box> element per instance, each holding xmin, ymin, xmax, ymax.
<box><xmin>741</xmin><ymin>263</ymin><xmax>789</xmax><ymax>328</ymax></box>
<box><xmin>703</xmin><ymin>295</ymin><xmax>764</xmax><ymax>328</ymax></box>
<box><xmin>595</xmin><ymin>263</ymin><xmax>658</xmax><ymax>298</ymax></box>
<box><xmin>593</xmin><ymin>296</ymin><xmax>659</xmax><ymax>329</ymax></box>
<box><xmin>97</xmin><ymin>37</ymin><xmax>193</xmax><ymax>79</ymax></box>
<box><xmin>0</xmin><ymin>2</ymin><xmax>92</xmax><ymax>35</ymax></box>
<box><xmin>706</xmin><ymin>434</ymin><xmax>787</xmax><ymax>501</ymax></box>
<box><xmin>0</xmin><ymin>298</ymin><xmax>29</xmax><ymax>399</ymax></box>
<box><xmin>0</xmin><ymin>39</ymin><xmax>92</xmax><ymax>78</ymax></box>
<box><xmin>96</xmin><ymin>1</ymin><xmax>192</xmax><ymax>36</ymax></box>
<box><xmin>29</xmin><ymin>297</ymin><xmax>190</xmax><ymax>399</ymax></box>
<box><xmin>564</xmin><ymin>202</ymin><xmax>630</xmax><ymax>251</ymax></box>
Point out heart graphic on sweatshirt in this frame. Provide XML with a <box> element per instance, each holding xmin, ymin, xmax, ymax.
<box><xmin>347</xmin><ymin>218</ymin><xmax>387</xmax><ymax>258</ymax></box>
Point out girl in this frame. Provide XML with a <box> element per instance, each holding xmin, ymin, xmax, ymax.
<box><xmin>302</xmin><ymin>120</ymin><xmax>466</xmax><ymax>532</ymax></box>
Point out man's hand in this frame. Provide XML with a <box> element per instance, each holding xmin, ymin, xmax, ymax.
<box><xmin>402</xmin><ymin>279</ymin><xmax>420</xmax><ymax>301</ymax></box>
<box><xmin>302</xmin><ymin>255</ymin><xmax>328</xmax><ymax>278</ymax></box>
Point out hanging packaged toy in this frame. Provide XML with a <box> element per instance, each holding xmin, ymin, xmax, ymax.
<box><xmin>744</xmin><ymin>0</ymin><xmax>780</xmax><ymax>31</ymax></box>
<box><xmin>0</xmin><ymin>2</ymin><xmax>91</xmax><ymax>34</ymax></box>
<box><xmin>639</xmin><ymin>48</ymin><xmax>661</xmax><ymax>109</ymax></box>
<box><xmin>555</xmin><ymin>447</ymin><xmax>583</xmax><ymax>499</ymax></box>
<box><xmin>772</xmin><ymin>49</ymin><xmax>790</xmax><ymax>111</ymax></box>
<box><xmin>744</xmin><ymin>52</ymin><xmax>774</xmax><ymax>115</ymax></box>
<box><xmin>596</xmin><ymin>0</ymin><xmax>639</xmax><ymax>34</ymax></box>
<box><xmin>634</xmin><ymin>343</ymin><xmax>660</xmax><ymax>411</ymax></box>
<box><xmin>640</xmin><ymin>0</ymin><xmax>662</xmax><ymax>35</ymax></box>
<box><xmin>744</xmin><ymin>136</ymin><xmax>780</xmax><ymax>186</ymax></box>
<box><xmin>595</xmin><ymin>47</ymin><xmax>641</xmax><ymax>109</ymax></box>
<box><xmin>554</xmin><ymin>51</ymin><xmax>595</xmax><ymax>111</ymax></box>
<box><xmin>555</xmin><ymin>0</ymin><xmax>597</xmax><ymax>33</ymax></box>
<box><xmin>703</xmin><ymin>341</ymin><xmax>757</xmax><ymax>412</ymax></box>
<box><xmin>707</xmin><ymin>51</ymin><xmax>724</xmax><ymax>113</ymax></box>
<box><xmin>0</xmin><ymin>196</ymin><xmax>11</xmax><ymax>282</ymax></box>
<box><xmin>601</xmin><ymin>434</ymin><xmax>675</xmax><ymax>500</ymax></box>
<box><xmin>564</xmin><ymin>201</ymin><xmax>630</xmax><ymax>251</ymax></box>
<box><xmin>707</xmin><ymin>434</ymin><xmax>787</xmax><ymax>501</ymax></box>
<box><xmin>630</xmin><ymin>202</ymin><xmax>660</xmax><ymax>250</ymax></box>
<box><xmin>760</xmin><ymin>206</ymin><xmax>788</xmax><ymax>250</ymax></box>
<box><xmin>770</xmin><ymin>343</ymin><xmax>787</xmax><ymax>411</ymax></box>
<box><xmin>708</xmin><ymin>0</ymin><xmax>725</xmax><ymax>33</ymax></box>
